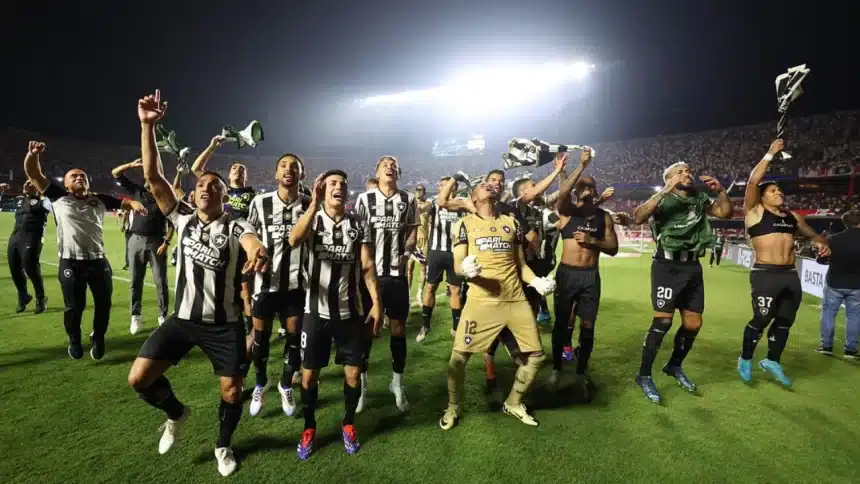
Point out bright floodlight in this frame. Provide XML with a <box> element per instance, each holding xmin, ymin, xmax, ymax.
<box><xmin>653</xmin><ymin>186</ymin><xmax>662</xmax><ymax>192</ymax></box>
<box><xmin>357</xmin><ymin>61</ymin><xmax>595</xmax><ymax>108</ymax></box>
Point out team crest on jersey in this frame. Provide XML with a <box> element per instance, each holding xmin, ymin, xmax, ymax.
<box><xmin>88</xmin><ymin>199</ymin><xmax>99</xmax><ymax>207</ymax></box>
<box><xmin>347</xmin><ymin>228</ymin><xmax>358</xmax><ymax>241</ymax></box>
<box><xmin>211</xmin><ymin>233</ymin><xmax>228</xmax><ymax>249</ymax></box>
<box><xmin>29</xmin><ymin>199</ymin><xmax>39</xmax><ymax>206</ymax></box>
<box><xmin>464</xmin><ymin>335</ymin><xmax>472</xmax><ymax>346</ymax></box>
<box><xmin>490</xmin><ymin>227</ymin><xmax>497</xmax><ymax>232</ymax></box>
<box><xmin>397</xmin><ymin>202</ymin><xmax>407</xmax><ymax>212</ymax></box>
<box><xmin>760</xmin><ymin>307</ymin><xmax>769</xmax><ymax>315</ymax></box>
<box><xmin>63</xmin><ymin>269</ymin><xmax>72</xmax><ymax>278</ymax></box>
<box><xmin>656</xmin><ymin>299</ymin><xmax>665</xmax><ymax>308</ymax></box>
<box><xmin>503</xmin><ymin>226</ymin><xmax>511</xmax><ymax>233</ymax></box>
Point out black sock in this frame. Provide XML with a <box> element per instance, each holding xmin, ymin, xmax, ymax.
<box><xmin>668</xmin><ymin>326</ymin><xmax>700</xmax><ymax>368</ymax></box>
<box><xmin>487</xmin><ymin>337</ymin><xmax>500</xmax><ymax>357</ymax></box>
<box><xmin>742</xmin><ymin>321</ymin><xmax>765</xmax><ymax>360</ymax></box>
<box><xmin>766</xmin><ymin>321</ymin><xmax>792</xmax><ymax>362</ymax></box>
<box><xmin>252</xmin><ymin>328</ymin><xmax>271</xmax><ymax>388</ymax></box>
<box><xmin>343</xmin><ymin>382</ymin><xmax>361</xmax><ymax>425</ymax></box>
<box><xmin>539</xmin><ymin>297</ymin><xmax>549</xmax><ymax>314</ymax></box>
<box><xmin>390</xmin><ymin>335</ymin><xmax>407</xmax><ymax>374</ymax></box>
<box><xmin>576</xmin><ymin>327</ymin><xmax>595</xmax><ymax>374</ymax></box>
<box><xmin>217</xmin><ymin>399</ymin><xmax>243</xmax><ymax>448</ymax></box>
<box><xmin>135</xmin><ymin>375</ymin><xmax>185</xmax><ymax>421</ymax></box>
<box><xmin>551</xmin><ymin>318</ymin><xmax>567</xmax><ymax>371</ymax></box>
<box><xmin>301</xmin><ymin>385</ymin><xmax>318</xmax><ymax>430</ymax></box>
<box><xmin>451</xmin><ymin>308</ymin><xmax>462</xmax><ymax>331</ymax></box>
<box><xmin>280</xmin><ymin>332</ymin><xmax>300</xmax><ymax>389</ymax></box>
<box><xmin>361</xmin><ymin>336</ymin><xmax>372</xmax><ymax>373</ymax></box>
<box><xmin>639</xmin><ymin>318</ymin><xmax>672</xmax><ymax>377</ymax></box>
<box><xmin>421</xmin><ymin>305</ymin><xmax>433</xmax><ymax>329</ymax></box>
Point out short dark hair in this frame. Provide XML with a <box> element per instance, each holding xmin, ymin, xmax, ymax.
<box><xmin>512</xmin><ymin>178</ymin><xmax>531</xmax><ymax>197</ymax></box>
<box><xmin>276</xmin><ymin>153</ymin><xmax>304</xmax><ymax>177</ymax></box>
<box><xmin>486</xmin><ymin>169</ymin><xmax>505</xmax><ymax>182</ymax></box>
<box><xmin>322</xmin><ymin>169</ymin><xmax>348</xmax><ymax>184</ymax></box>
<box><xmin>200</xmin><ymin>170</ymin><xmax>228</xmax><ymax>188</ymax></box>
<box><xmin>842</xmin><ymin>210</ymin><xmax>860</xmax><ymax>228</ymax></box>
<box><xmin>758</xmin><ymin>181</ymin><xmax>779</xmax><ymax>191</ymax></box>
<box><xmin>416</xmin><ymin>184</ymin><xmax>425</xmax><ymax>191</ymax></box>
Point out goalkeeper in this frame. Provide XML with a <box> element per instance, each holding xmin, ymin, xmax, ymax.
<box><xmin>439</xmin><ymin>181</ymin><xmax>554</xmax><ymax>430</ymax></box>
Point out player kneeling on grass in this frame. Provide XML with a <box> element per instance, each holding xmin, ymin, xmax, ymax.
<box><xmin>128</xmin><ymin>90</ymin><xmax>269</xmax><ymax>477</ymax></box>
<box><xmin>439</xmin><ymin>182</ymin><xmax>554</xmax><ymax>430</ymax></box>
<box><xmin>288</xmin><ymin>170</ymin><xmax>383</xmax><ymax>460</ymax></box>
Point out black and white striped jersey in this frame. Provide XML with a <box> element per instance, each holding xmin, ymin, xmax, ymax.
<box><xmin>540</xmin><ymin>207</ymin><xmax>561</xmax><ymax>265</ymax></box>
<box><xmin>428</xmin><ymin>203</ymin><xmax>466</xmax><ymax>253</ymax></box>
<box><xmin>304</xmin><ymin>211</ymin><xmax>371</xmax><ymax>320</ymax></box>
<box><xmin>44</xmin><ymin>183</ymin><xmax>123</xmax><ymax>260</ymax></box>
<box><xmin>354</xmin><ymin>188</ymin><xmax>418</xmax><ymax>277</ymax></box>
<box><xmin>167</xmin><ymin>201</ymin><xmax>255</xmax><ymax>323</ymax></box>
<box><xmin>247</xmin><ymin>192</ymin><xmax>311</xmax><ymax>295</ymax></box>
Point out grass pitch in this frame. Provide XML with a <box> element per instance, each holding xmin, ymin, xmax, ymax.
<box><xmin>0</xmin><ymin>214</ymin><xmax>857</xmax><ymax>484</ymax></box>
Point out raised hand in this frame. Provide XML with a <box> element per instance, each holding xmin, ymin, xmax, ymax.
<box><xmin>554</xmin><ymin>152</ymin><xmax>569</xmax><ymax>171</ymax></box>
<box><xmin>579</xmin><ymin>147</ymin><xmax>593</xmax><ymax>167</ymax></box>
<box><xmin>768</xmin><ymin>139</ymin><xmax>785</xmax><ymax>156</ymax></box>
<box><xmin>664</xmin><ymin>172</ymin><xmax>685</xmax><ymax>192</ymax></box>
<box><xmin>210</xmin><ymin>136</ymin><xmax>225</xmax><ymax>149</ymax></box>
<box><xmin>813</xmin><ymin>240</ymin><xmax>831</xmax><ymax>258</ymax></box>
<box><xmin>137</xmin><ymin>89</ymin><xmax>168</xmax><ymax>125</ymax></box>
<box><xmin>130</xmin><ymin>158</ymin><xmax>143</xmax><ymax>168</ymax></box>
<box><xmin>310</xmin><ymin>174</ymin><xmax>325</xmax><ymax>203</ymax></box>
<box><xmin>598</xmin><ymin>186</ymin><xmax>616</xmax><ymax>203</ymax></box>
<box><xmin>699</xmin><ymin>175</ymin><xmax>723</xmax><ymax>193</ymax></box>
<box><xmin>0</xmin><ymin>183</ymin><xmax>9</xmax><ymax>191</ymax></box>
<box><xmin>28</xmin><ymin>141</ymin><xmax>46</xmax><ymax>154</ymax></box>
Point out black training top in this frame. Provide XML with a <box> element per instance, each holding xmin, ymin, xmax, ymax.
<box><xmin>747</xmin><ymin>209</ymin><xmax>798</xmax><ymax>239</ymax></box>
<box><xmin>12</xmin><ymin>194</ymin><xmax>51</xmax><ymax>240</ymax></box>
<box><xmin>560</xmin><ymin>205</ymin><xmax>606</xmax><ymax>241</ymax></box>
<box><xmin>824</xmin><ymin>227</ymin><xmax>860</xmax><ymax>290</ymax></box>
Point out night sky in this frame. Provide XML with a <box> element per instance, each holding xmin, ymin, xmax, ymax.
<box><xmin>2</xmin><ymin>0</ymin><xmax>854</xmax><ymax>153</ymax></box>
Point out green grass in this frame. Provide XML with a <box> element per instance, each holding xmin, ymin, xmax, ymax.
<box><xmin>0</xmin><ymin>213</ymin><xmax>858</xmax><ymax>484</ymax></box>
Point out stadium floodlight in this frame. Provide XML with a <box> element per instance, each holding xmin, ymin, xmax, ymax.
<box><xmin>356</xmin><ymin>61</ymin><xmax>595</xmax><ymax>108</ymax></box>
<box><xmin>653</xmin><ymin>186</ymin><xmax>662</xmax><ymax>192</ymax></box>
<box><xmin>55</xmin><ymin>177</ymin><xmax>63</xmax><ymax>183</ymax></box>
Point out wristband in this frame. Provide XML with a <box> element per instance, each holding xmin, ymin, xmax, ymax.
<box><xmin>763</xmin><ymin>153</ymin><xmax>774</xmax><ymax>161</ymax></box>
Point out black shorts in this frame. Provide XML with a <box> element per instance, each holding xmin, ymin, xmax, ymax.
<box><xmin>379</xmin><ymin>275</ymin><xmax>409</xmax><ymax>320</ymax></box>
<box><xmin>426</xmin><ymin>250</ymin><xmax>464</xmax><ymax>286</ymax></box>
<box><xmin>650</xmin><ymin>259</ymin><xmax>704</xmax><ymax>314</ymax></box>
<box><xmin>253</xmin><ymin>289</ymin><xmax>305</xmax><ymax>321</ymax></box>
<box><xmin>749</xmin><ymin>264</ymin><xmax>802</xmax><ymax>322</ymax></box>
<box><xmin>138</xmin><ymin>316</ymin><xmax>246</xmax><ymax>377</ymax></box>
<box><xmin>300</xmin><ymin>314</ymin><xmax>364</xmax><ymax>369</ymax></box>
<box><xmin>554</xmin><ymin>264</ymin><xmax>601</xmax><ymax>322</ymax></box>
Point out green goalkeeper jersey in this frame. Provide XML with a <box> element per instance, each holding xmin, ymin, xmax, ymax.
<box><xmin>651</xmin><ymin>191</ymin><xmax>716</xmax><ymax>253</ymax></box>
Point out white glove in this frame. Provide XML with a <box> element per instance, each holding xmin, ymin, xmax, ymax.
<box><xmin>528</xmin><ymin>276</ymin><xmax>556</xmax><ymax>296</ymax></box>
<box><xmin>461</xmin><ymin>255</ymin><xmax>482</xmax><ymax>279</ymax></box>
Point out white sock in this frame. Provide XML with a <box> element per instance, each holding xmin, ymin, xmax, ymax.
<box><xmin>392</xmin><ymin>372</ymin><xmax>402</xmax><ymax>386</ymax></box>
<box><xmin>360</xmin><ymin>372</ymin><xmax>368</xmax><ymax>389</ymax></box>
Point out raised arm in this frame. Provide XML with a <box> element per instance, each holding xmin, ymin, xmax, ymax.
<box><xmin>437</xmin><ymin>177</ymin><xmax>476</xmax><ymax>213</ymax></box>
<box><xmin>138</xmin><ymin>90</ymin><xmax>178</xmax><ymax>215</ymax></box>
<box><xmin>700</xmin><ymin>176</ymin><xmax>733</xmax><ymax>219</ymax></box>
<box><xmin>287</xmin><ymin>175</ymin><xmax>322</xmax><ymax>248</ymax></box>
<box><xmin>112</xmin><ymin>159</ymin><xmax>143</xmax><ymax>179</ymax></box>
<box><xmin>633</xmin><ymin>173</ymin><xmax>682</xmax><ymax>225</ymax></box>
<box><xmin>518</xmin><ymin>153</ymin><xmax>568</xmax><ymax>203</ymax></box>
<box><xmin>190</xmin><ymin>136</ymin><xmax>224</xmax><ymax>179</ymax></box>
<box><xmin>23</xmin><ymin>141</ymin><xmax>50</xmax><ymax>193</ymax></box>
<box><xmin>744</xmin><ymin>139</ymin><xmax>784</xmax><ymax>213</ymax></box>
<box><xmin>554</xmin><ymin>148</ymin><xmax>593</xmax><ymax>213</ymax></box>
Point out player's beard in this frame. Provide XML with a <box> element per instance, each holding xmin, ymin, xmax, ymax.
<box><xmin>676</xmin><ymin>183</ymin><xmax>695</xmax><ymax>193</ymax></box>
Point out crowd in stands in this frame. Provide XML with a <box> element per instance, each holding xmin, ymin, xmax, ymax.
<box><xmin>0</xmin><ymin>111</ymin><xmax>857</xmax><ymax>210</ymax></box>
